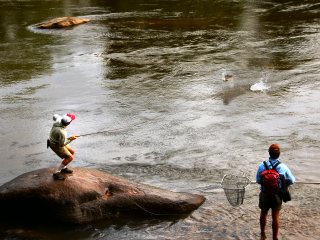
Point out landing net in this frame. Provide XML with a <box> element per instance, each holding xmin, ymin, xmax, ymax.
<box><xmin>221</xmin><ymin>174</ymin><xmax>251</xmax><ymax>207</ymax></box>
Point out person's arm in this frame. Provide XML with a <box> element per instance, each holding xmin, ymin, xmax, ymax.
<box><xmin>256</xmin><ymin>164</ymin><xmax>263</xmax><ymax>184</ymax></box>
<box><xmin>66</xmin><ymin>135</ymin><xmax>78</xmax><ymax>145</ymax></box>
<box><xmin>58</xmin><ymin>129</ymin><xmax>73</xmax><ymax>147</ymax></box>
<box><xmin>284</xmin><ymin>167</ymin><xmax>295</xmax><ymax>186</ymax></box>
<box><xmin>63</xmin><ymin>137</ymin><xmax>71</xmax><ymax>146</ymax></box>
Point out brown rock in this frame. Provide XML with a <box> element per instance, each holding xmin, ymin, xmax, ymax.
<box><xmin>37</xmin><ymin>17</ymin><xmax>90</xmax><ymax>29</ymax></box>
<box><xmin>0</xmin><ymin>168</ymin><xmax>205</xmax><ymax>224</ymax></box>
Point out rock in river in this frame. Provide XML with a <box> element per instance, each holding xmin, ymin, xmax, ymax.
<box><xmin>0</xmin><ymin>168</ymin><xmax>205</xmax><ymax>224</ymax></box>
<box><xmin>37</xmin><ymin>17</ymin><xmax>90</xmax><ymax>29</ymax></box>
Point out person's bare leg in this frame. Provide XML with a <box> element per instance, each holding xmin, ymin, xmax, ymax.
<box><xmin>61</xmin><ymin>146</ymin><xmax>75</xmax><ymax>173</ymax></box>
<box><xmin>272</xmin><ymin>209</ymin><xmax>280</xmax><ymax>240</ymax></box>
<box><xmin>55</xmin><ymin>155</ymin><xmax>74</xmax><ymax>173</ymax></box>
<box><xmin>66</xmin><ymin>145</ymin><xmax>75</xmax><ymax>156</ymax></box>
<box><xmin>260</xmin><ymin>210</ymin><xmax>268</xmax><ymax>240</ymax></box>
<box><xmin>53</xmin><ymin>154</ymin><xmax>73</xmax><ymax>180</ymax></box>
<box><xmin>62</xmin><ymin>155</ymin><xmax>73</xmax><ymax>166</ymax></box>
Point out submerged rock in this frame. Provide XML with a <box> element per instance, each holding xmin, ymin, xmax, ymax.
<box><xmin>0</xmin><ymin>168</ymin><xmax>205</xmax><ymax>224</ymax></box>
<box><xmin>37</xmin><ymin>17</ymin><xmax>90</xmax><ymax>29</ymax></box>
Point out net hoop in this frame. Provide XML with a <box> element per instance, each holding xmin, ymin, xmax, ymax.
<box><xmin>221</xmin><ymin>174</ymin><xmax>251</xmax><ymax>206</ymax></box>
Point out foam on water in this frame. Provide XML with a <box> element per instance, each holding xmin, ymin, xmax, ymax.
<box><xmin>250</xmin><ymin>81</ymin><xmax>269</xmax><ymax>92</ymax></box>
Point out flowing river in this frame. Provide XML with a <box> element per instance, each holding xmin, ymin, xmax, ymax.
<box><xmin>0</xmin><ymin>0</ymin><xmax>320</xmax><ymax>239</ymax></box>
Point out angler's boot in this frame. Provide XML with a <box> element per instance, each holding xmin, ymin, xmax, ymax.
<box><xmin>60</xmin><ymin>168</ymin><xmax>73</xmax><ymax>174</ymax></box>
<box><xmin>53</xmin><ymin>172</ymin><xmax>66</xmax><ymax>180</ymax></box>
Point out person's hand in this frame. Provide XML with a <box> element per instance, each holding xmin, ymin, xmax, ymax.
<box><xmin>68</xmin><ymin>135</ymin><xmax>79</xmax><ymax>141</ymax></box>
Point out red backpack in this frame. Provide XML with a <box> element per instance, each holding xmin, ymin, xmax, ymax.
<box><xmin>260</xmin><ymin>161</ymin><xmax>281</xmax><ymax>195</ymax></box>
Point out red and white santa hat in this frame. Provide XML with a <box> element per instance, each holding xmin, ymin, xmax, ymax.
<box><xmin>61</xmin><ymin>113</ymin><xmax>76</xmax><ymax>125</ymax></box>
<box><xmin>54</xmin><ymin>113</ymin><xmax>76</xmax><ymax>125</ymax></box>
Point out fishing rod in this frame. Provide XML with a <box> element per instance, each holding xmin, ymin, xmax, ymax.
<box><xmin>294</xmin><ymin>181</ymin><xmax>320</xmax><ymax>185</ymax></box>
<box><xmin>79</xmin><ymin>127</ymin><xmax>125</xmax><ymax>137</ymax></box>
<box><xmin>195</xmin><ymin>178</ymin><xmax>320</xmax><ymax>195</ymax></box>
<box><xmin>246</xmin><ymin>180</ymin><xmax>320</xmax><ymax>185</ymax></box>
<box><xmin>196</xmin><ymin>178</ymin><xmax>320</xmax><ymax>189</ymax></box>
<box><xmin>196</xmin><ymin>175</ymin><xmax>320</xmax><ymax>207</ymax></box>
<box><xmin>237</xmin><ymin>180</ymin><xmax>320</xmax><ymax>186</ymax></box>
<box><xmin>78</xmin><ymin>115</ymin><xmax>162</xmax><ymax>137</ymax></box>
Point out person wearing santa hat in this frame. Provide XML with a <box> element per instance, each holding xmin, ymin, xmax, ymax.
<box><xmin>48</xmin><ymin>113</ymin><xmax>79</xmax><ymax>180</ymax></box>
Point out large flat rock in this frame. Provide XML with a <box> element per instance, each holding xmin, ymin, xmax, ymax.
<box><xmin>0</xmin><ymin>168</ymin><xmax>205</xmax><ymax>224</ymax></box>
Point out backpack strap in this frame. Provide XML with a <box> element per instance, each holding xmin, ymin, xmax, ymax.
<box><xmin>263</xmin><ymin>161</ymin><xmax>269</xmax><ymax>170</ymax></box>
<box><xmin>271</xmin><ymin>161</ymin><xmax>281</xmax><ymax>172</ymax></box>
<box><xmin>263</xmin><ymin>161</ymin><xmax>281</xmax><ymax>171</ymax></box>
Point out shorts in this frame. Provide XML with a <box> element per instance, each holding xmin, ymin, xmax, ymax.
<box><xmin>50</xmin><ymin>144</ymin><xmax>72</xmax><ymax>159</ymax></box>
<box><xmin>259</xmin><ymin>192</ymin><xmax>282</xmax><ymax>211</ymax></box>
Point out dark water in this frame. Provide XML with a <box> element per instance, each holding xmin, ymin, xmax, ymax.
<box><xmin>1</xmin><ymin>0</ymin><xmax>320</xmax><ymax>239</ymax></box>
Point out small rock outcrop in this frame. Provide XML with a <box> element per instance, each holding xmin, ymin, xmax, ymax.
<box><xmin>0</xmin><ymin>168</ymin><xmax>205</xmax><ymax>224</ymax></box>
<box><xmin>37</xmin><ymin>17</ymin><xmax>90</xmax><ymax>29</ymax></box>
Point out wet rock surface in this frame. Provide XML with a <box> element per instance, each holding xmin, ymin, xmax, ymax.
<box><xmin>0</xmin><ymin>168</ymin><xmax>205</xmax><ymax>224</ymax></box>
<box><xmin>37</xmin><ymin>17</ymin><xmax>90</xmax><ymax>29</ymax></box>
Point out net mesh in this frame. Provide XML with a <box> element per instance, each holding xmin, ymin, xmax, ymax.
<box><xmin>221</xmin><ymin>174</ymin><xmax>251</xmax><ymax>206</ymax></box>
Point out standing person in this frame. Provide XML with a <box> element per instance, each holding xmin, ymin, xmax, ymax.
<box><xmin>48</xmin><ymin>113</ymin><xmax>79</xmax><ymax>180</ymax></box>
<box><xmin>256</xmin><ymin>144</ymin><xmax>295</xmax><ymax>240</ymax></box>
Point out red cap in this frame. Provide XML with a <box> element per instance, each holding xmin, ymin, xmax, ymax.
<box><xmin>269</xmin><ymin>144</ymin><xmax>280</xmax><ymax>154</ymax></box>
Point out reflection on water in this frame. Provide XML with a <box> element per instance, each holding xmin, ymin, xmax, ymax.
<box><xmin>1</xmin><ymin>0</ymin><xmax>320</xmax><ymax>239</ymax></box>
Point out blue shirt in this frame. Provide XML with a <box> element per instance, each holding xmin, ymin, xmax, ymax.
<box><xmin>256</xmin><ymin>158</ymin><xmax>295</xmax><ymax>189</ymax></box>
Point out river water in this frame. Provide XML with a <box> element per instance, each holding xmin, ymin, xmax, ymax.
<box><xmin>0</xmin><ymin>0</ymin><xmax>320</xmax><ymax>239</ymax></box>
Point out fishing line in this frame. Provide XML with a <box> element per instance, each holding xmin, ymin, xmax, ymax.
<box><xmin>75</xmin><ymin>114</ymin><xmax>195</xmax><ymax>216</ymax></box>
<box><xmin>79</xmin><ymin>127</ymin><xmax>125</xmax><ymax>137</ymax></box>
<box><xmin>78</xmin><ymin>93</ymin><xmax>201</xmax><ymax>138</ymax></box>
<box><xmin>78</xmin><ymin>115</ymin><xmax>162</xmax><ymax>137</ymax></box>
<box><xmin>294</xmin><ymin>181</ymin><xmax>320</xmax><ymax>185</ymax></box>
<box><xmin>73</xmin><ymin>114</ymin><xmax>320</xmax><ymax>209</ymax></box>
<box><xmin>196</xmin><ymin>179</ymin><xmax>320</xmax><ymax>191</ymax></box>
<box><xmin>195</xmin><ymin>175</ymin><xmax>320</xmax><ymax>207</ymax></box>
<box><xmin>125</xmin><ymin>188</ymin><xmax>197</xmax><ymax>217</ymax></box>
<box><xmin>131</xmin><ymin>200</ymin><xmax>189</xmax><ymax>217</ymax></box>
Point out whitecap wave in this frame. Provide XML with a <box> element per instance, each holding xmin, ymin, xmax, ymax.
<box><xmin>250</xmin><ymin>81</ymin><xmax>269</xmax><ymax>92</ymax></box>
